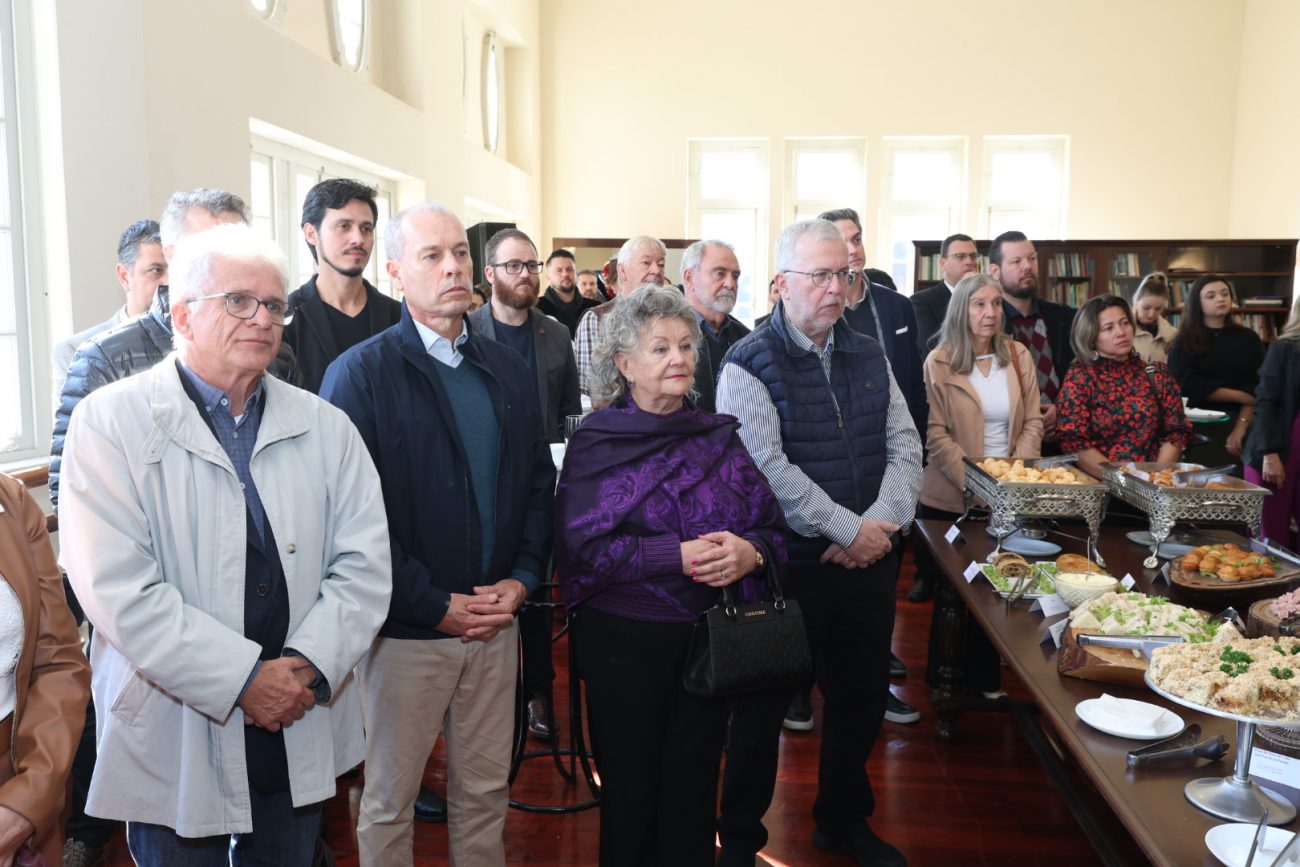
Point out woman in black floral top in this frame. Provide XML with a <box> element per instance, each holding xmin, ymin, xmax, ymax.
<box><xmin>1057</xmin><ymin>296</ymin><xmax>1192</xmax><ymax>478</ymax></box>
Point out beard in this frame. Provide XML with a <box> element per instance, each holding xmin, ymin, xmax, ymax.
<box><xmin>1002</xmin><ymin>277</ymin><xmax>1037</xmax><ymax>299</ymax></box>
<box><xmin>705</xmin><ymin>291</ymin><xmax>737</xmax><ymax>316</ymax></box>
<box><xmin>320</xmin><ymin>247</ymin><xmax>369</xmax><ymax>279</ymax></box>
<box><xmin>494</xmin><ymin>277</ymin><xmax>539</xmax><ymax>310</ymax></box>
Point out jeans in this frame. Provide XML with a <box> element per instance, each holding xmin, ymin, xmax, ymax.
<box><xmin>126</xmin><ymin>791</ymin><xmax>323</xmax><ymax>867</ymax></box>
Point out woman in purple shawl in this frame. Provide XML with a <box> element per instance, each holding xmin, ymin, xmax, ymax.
<box><xmin>555</xmin><ymin>285</ymin><xmax>786</xmax><ymax>867</ymax></box>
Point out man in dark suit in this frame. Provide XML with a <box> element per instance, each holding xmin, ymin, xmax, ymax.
<box><xmin>911</xmin><ymin>233</ymin><xmax>979</xmax><ymax>357</ymax></box>
<box><xmin>283</xmin><ymin>179</ymin><xmax>401</xmax><ymax>393</ymax></box>
<box><xmin>681</xmin><ymin>239</ymin><xmax>750</xmax><ymax>411</ymax></box>
<box><xmin>990</xmin><ymin>230</ymin><xmax>1075</xmax><ymax>444</ymax></box>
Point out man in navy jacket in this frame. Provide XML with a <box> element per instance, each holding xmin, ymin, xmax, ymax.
<box><xmin>321</xmin><ymin>203</ymin><xmax>554</xmax><ymax>866</ymax></box>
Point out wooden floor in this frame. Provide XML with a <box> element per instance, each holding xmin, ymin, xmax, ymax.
<box><xmin>102</xmin><ymin>546</ymin><xmax>1110</xmax><ymax>866</ymax></box>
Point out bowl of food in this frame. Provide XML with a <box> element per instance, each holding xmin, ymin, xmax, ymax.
<box><xmin>1054</xmin><ymin>571</ymin><xmax>1120</xmax><ymax>608</ymax></box>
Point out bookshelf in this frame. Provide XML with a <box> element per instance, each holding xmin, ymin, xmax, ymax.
<box><xmin>911</xmin><ymin>239</ymin><xmax>1297</xmax><ymax>341</ymax></box>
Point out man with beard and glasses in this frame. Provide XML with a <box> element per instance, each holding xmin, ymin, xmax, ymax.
<box><xmin>681</xmin><ymin>240</ymin><xmax>749</xmax><ymax>412</ymax></box>
<box><xmin>537</xmin><ymin>249</ymin><xmax>597</xmax><ymax>338</ymax></box>
<box><xmin>321</xmin><ymin>204</ymin><xmax>554</xmax><ymax>867</ymax></box>
<box><xmin>467</xmin><ymin>227</ymin><xmax>578</xmax><ymax>746</ymax></box>
<box><xmin>283</xmin><ymin>179</ymin><xmax>401</xmax><ymax>394</ymax></box>
<box><xmin>989</xmin><ymin>230</ymin><xmax>1075</xmax><ymax>445</ymax></box>
<box><xmin>576</xmin><ymin>235</ymin><xmax>667</xmax><ymax>397</ymax></box>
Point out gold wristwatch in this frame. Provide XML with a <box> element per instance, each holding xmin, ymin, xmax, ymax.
<box><xmin>751</xmin><ymin>543</ymin><xmax>765</xmax><ymax>570</ymax></box>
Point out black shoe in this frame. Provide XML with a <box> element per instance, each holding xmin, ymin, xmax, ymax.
<box><xmin>783</xmin><ymin>690</ymin><xmax>814</xmax><ymax>731</ymax></box>
<box><xmin>884</xmin><ymin>691</ymin><xmax>920</xmax><ymax>724</ymax></box>
<box><xmin>413</xmin><ymin>785</ymin><xmax>448</xmax><ymax>823</ymax></box>
<box><xmin>63</xmin><ymin>840</ymin><xmax>105</xmax><ymax>867</ymax></box>
<box><xmin>813</xmin><ymin>823</ymin><xmax>907</xmax><ymax>867</ymax></box>
<box><xmin>527</xmin><ymin>696</ymin><xmax>553</xmax><ymax>741</ymax></box>
<box><xmin>907</xmin><ymin>574</ymin><xmax>934</xmax><ymax>602</ymax></box>
<box><xmin>889</xmin><ymin>652</ymin><xmax>906</xmax><ymax>679</ymax></box>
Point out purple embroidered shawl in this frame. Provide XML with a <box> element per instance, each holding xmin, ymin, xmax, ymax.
<box><xmin>554</xmin><ymin>397</ymin><xmax>788</xmax><ymax>622</ymax></box>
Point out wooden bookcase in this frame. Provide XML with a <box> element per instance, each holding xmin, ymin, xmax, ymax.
<box><xmin>912</xmin><ymin>238</ymin><xmax>1297</xmax><ymax>341</ymax></box>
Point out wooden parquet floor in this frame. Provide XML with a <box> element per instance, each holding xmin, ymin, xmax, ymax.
<box><xmin>103</xmin><ymin>545</ymin><xmax>1110</xmax><ymax>866</ymax></box>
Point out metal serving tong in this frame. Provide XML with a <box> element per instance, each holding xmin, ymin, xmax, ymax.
<box><xmin>1125</xmin><ymin>724</ymin><xmax>1229</xmax><ymax>769</ymax></box>
<box><xmin>1035</xmin><ymin>453</ymin><xmax>1079</xmax><ymax>469</ymax></box>
<box><xmin>1076</xmin><ymin>634</ymin><xmax>1184</xmax><ymax>660</ymax></box>
<box><xmin>1171</xmin><ymin>463</ymin><xmax>1235</xmax><ymax>485</ymax></box>
<box><xmin>1246</xmin><ymin>809</ymin><xmax>1269</xmax><ymax>867</ymax></box>
<box><xmin>1005</xmin><ymin>566</ymin><xmax>1040</xmax><ymax>610</ymax></box>
<box><xmin>1266</xmin><ymin>821</ymin><xmax>1300</xmax><ymax>866</ymax></box>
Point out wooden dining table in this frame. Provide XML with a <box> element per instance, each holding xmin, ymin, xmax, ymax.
<box><xmin>917</xmin><ymin>518</ymin><xmax>1300</xmax><ymax>867</ymax></box>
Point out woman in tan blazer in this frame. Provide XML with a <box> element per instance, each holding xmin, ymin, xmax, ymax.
<box><xmin>918</xmin><ymin>273</ymin><xmax>1043</xmax><ymax>694</ymax></box>
<box><xmin>0</xmin><ymin>474</ymin><xmax>90</xmax><ymax>867</ymax></box>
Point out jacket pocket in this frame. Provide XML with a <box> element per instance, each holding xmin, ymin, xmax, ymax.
<box><xmin>109</xmin><ymin>670</ymin><xmax>157</xmax><ymax>726</ymax></box>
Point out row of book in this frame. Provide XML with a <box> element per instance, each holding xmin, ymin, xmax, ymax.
<box><xmin>1046</xmin><ymin>253</ymin><xmax>1093</xmax><ymax>278</ymax></box>
<box><xmin>1109</xmin><ymin>253</ymin><xmax>1152</xmax><ymax>277</ymax></box>
<box><xmin>1042</xmin><ymin>281</ymin><xmax>1093</xmax><ymax>307</ymax></box>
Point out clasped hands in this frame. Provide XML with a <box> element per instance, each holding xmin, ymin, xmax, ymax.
<box><xmin>821</xmin><ymin>518</ymin><xmax>899</xmax><ymax>570</ymax></box>
<box><xmin>439</xmin><ymin>578</ymin><xmax>527</xmax><ymax>643</ymax></box>
<box><xmin>682</xmin><ymin>531</ymin><xmax>758</xmax><ymax>587</ymax></box>
<box><xmin>238</xmin><ymin>656</ymin><xmax>318</xmax><ymax>732</ymax></box>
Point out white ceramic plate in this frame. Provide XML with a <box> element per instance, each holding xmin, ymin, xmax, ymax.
<box><xmin>1205</xmin><ymin>823</ymin><xmax>1296</xmax><ymax>867</ymax></box>
<box><xmin>1075</xmin><ymin>698</ymin><xmax>1183</xmax><ymax>740</ymax></box>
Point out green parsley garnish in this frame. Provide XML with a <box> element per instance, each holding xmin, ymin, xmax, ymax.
<box><xmin>1270</xmin><ymin>667</ymin><xmax>1294</xmax><ymax>680</ymax></box>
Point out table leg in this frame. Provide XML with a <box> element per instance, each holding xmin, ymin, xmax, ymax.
<box><xmin>933</xmin><ymin>576</ymin><xmax>968</xmax><ymax>742</ymax></box>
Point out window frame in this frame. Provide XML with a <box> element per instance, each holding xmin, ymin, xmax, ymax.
<box><xmin>328</xmin><ymin>0</ymin><xmax>368</xmax><ymax>73</ymax></box>
<box><xmin>876</xmin><ymin>136</ymin><xmax>967</xmax><ymax>295</ymax></box>
<box><xmin>981</xmin><ymin>135</ymin><xmax>1069</xmax><ymax>239</ymax></box>
<box><xmin>783</xmin><ymin>137</ymin><xmax>866</xmax><ymax>227</ymax></box>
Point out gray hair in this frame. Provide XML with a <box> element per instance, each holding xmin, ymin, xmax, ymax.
<box><xmin>617</xmin><ymin>235</ymin><xmax>666</xmax><ymax>266</ymax></box>
<box><xmin>680</xmin><ymin>239</ymin><xmax>735</xmax><ymax>282</ymax></box>
<box><xmin>384</xmin><ymin>201</ymin><xmax>459</xmax><ymax>262</ymax></box>
<box><xmin>159</xmin><ymin>188</ymin><xmax>249</xmax><ymax>249</ymax></box>
<box><xmin>117</xmin><ymin>219</ymin><xmax>161</xmax><ymax>268</ymax></box>
<box><xmin>169</xmin><ymin>224</ymin><xmax>290</xmax><ymax>354</ymax></box>
<box><xmin>936</xmin><ymin>273</ymin><xmax>1014</xmax><ymax>375</ymax></box>
<box><xmin>774</xmin><ymin>219</ymin><xmax>844</xmax><ymax>272</ymax></box>
<box><xmin>588</xmin><ymin>284</ymin><xmax>702</xmax><ymax>405</ymax></box>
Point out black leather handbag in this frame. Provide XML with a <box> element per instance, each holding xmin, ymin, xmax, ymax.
<box><xmin>681</xmin><ymin>542</ymin><xmax>813</xmax><ymax>698</ymax></box>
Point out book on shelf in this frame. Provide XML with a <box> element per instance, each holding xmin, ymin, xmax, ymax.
<box><xmin>1110</xmin><ymin>252</ymin><xmax>1149</xmax><ymax>277</ymax></box>
<box><xmin>1047</xmin><ymin>281</ymin><xmax>1092</xmax><ymax>307</ymax></box>
<box><xmin>916</xmin><ymin>254</ymin><xmax>988</xmax><ymax>282</ymax></box>
<box><xmin>1048</xmin><ymin>252</ymin><xmax>1092</xmax><ymax>278</ymax></box>
<box><xmin>1243</xmin><ymin>296</ymin><xmax>1286</xmax><ymax>307</ymax></box>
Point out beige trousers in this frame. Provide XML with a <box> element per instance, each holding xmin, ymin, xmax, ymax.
<box><xmin>356</xmin><ymin>621</ymin><xmax>518</xmax><ymax>867</ymax></box>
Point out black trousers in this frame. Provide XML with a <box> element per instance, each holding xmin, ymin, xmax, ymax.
<box><xmin>575</xmin><ymin>606</ymin><xmax>724</xmax><ymax>867</ymax></box>
<box><xmin>718</xmin><ymin>550</ymin><xmax>899</xmax><ymax>854</ymax></box>
<box><xmin>917</xmin><ymin>503</ymin><xmax>1002</xmax><ymax>692</ymax></box>
<box><xmin>519</xmin><ymin>584</ymin><xmax>556</xmax><ymax>697</ymax></box>
<box><xmin>66</xmin><ymin>621</ymin><xmax>118</xmax><ymax>848</ymax></box>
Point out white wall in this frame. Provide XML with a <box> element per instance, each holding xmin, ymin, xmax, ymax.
<box><xmin>540</xmin><ymin>0</ymin><xmax>1249</xmax><ymax>261</ymax></box>
<box><xmin>46</xmin><ymin>0</ymin><xmax>541</xmax><ymax>339</ymax></box>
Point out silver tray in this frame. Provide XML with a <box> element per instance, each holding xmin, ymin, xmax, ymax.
<box><xmin>1102</xmin><ymin>462</ymin><xmax>1269</xmax><ymax>569</ymax></box>
<box><xmin>962</xmin><ymin>457</ymin><xmax>1109</xmax><ymax>564</ymax></box>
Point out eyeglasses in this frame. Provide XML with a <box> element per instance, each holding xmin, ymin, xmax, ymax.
<box><xmin>946</xmin><ymin>252</ymin><xmax>980</xmax><ymax>262</ymax></box>
<box><xmin>490</xmin><ymin>260</ymin><xmax>544</xmax><ymax>275</ymax></box>
<box><xmin>186</xmin><ymin>292</ymin><xmax>294</xmax><ymax>324</ymax></box>
<box><xmin>781</xmin><ymin>269</ymin><xmax>857</xmax><ymax>289</ymax></box>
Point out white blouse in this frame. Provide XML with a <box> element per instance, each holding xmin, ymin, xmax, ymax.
<box><xmin>0</xmin><ymin>573</ymin><xmax>22</xmax><ymax>721</ymax></box>
<box><xmin>970</xmin><ymin>356</ymin><xmax>1012</xmax><ymax>457</ymax></box>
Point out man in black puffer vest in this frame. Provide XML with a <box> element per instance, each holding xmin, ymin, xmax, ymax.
<box><xmin>715</xmin><ymin>219</ymin><xmax>922</xmax><ymax>867</ymax></box>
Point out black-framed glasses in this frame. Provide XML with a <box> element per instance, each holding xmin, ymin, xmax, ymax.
<box><xmin>946</xmin><ymin>252</ymin><xmax>980</xmax><ymax>262</ymax></box>
<box><xmin>781</xmin><ymin>269</ymin><xmax>857</xmax><ymax>289</ymax></box>
<box><xmin>186</xmin><ymin>292</ymin><xmax>294</xmax><ymax>324</ymax></box>
<box><xmin>490</xmin><ymin>260</ymin><xmax>544</xmax><ymax>275</ymax></box>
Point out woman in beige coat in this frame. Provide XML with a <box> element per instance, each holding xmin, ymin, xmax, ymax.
<box><xmin>1131</xmin><ymin>272</ymin><xmax>1178</xmax><ymax>364</ymax></box>
<box><xmin>918</xmin><ymin>273</ymin><xmax>1042</xmax><ymax>693</ymax></box>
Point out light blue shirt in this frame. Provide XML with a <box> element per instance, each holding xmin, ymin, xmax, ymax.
<box><xmin>411</xmin><ymin>315</ymin><xmax>469</xmax><ymax>368</ymax></box>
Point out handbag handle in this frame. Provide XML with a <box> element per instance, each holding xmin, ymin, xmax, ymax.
<box><xmin>719</xmin><ymin>537</ymin><xmax>786</xmax><ymax>616</ymax></box>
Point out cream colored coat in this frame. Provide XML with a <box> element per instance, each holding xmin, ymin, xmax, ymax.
<box><xmin>1133</xmin><ymin>316</ymin><xmax>1177</xmax><ymax>364</ymax></box>
<box><xmin>58</xmin><ymin>356</ymin><xmax>392</xmax><ymax>837</ymax></box>
<box><xmin>920</xmin><ymin>342</ymin><xmax>1044</xmax><ymax>513</ymax></box>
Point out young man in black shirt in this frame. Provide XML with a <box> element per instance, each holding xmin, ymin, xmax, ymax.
<box><xmin>536</xmin><ymin>249</ymin><xmax>597</xmax><ymax>338</ymax></box>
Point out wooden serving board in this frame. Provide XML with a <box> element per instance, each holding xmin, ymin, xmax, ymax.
<box><xmin>1247</xmin><ymin>598</ymin><xmax>1298</xmax><ymax>638</ymax></box>
<box><xmin>1057</xmin><ymin>627</ymin><xmax>1150</xmax><ymax>687</ymax></box>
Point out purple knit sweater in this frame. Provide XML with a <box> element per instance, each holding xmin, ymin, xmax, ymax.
<box><xmin>555</xmin><ymin>397</ymin><xmax>788</xmax><ymax>622</ymax></box>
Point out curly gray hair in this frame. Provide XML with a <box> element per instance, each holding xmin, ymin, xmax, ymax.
<box><xmin>588</xmin><ymin>284</ymin><xmax>703</xmax><ymax>405</ymax></box>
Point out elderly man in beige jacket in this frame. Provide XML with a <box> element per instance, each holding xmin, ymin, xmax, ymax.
<box><xmin>59</xmin><ymin>224</ymin><xmax>392</xmax><ymax>866</ymax></box>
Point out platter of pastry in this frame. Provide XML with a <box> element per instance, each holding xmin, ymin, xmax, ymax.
<box><xmin>974</xmin><ymin>457</ymin><xmax>1091</xmax><ymax>485</ymax></box>
<box><xmin>1170</xmin><ymin>544</ymin><xmax>1300</xmax><ymax>592</ymax></box>
<box><xmin>979</xmin><ymin>552</ymin><xmax>1056</xmax><ymax>598</ymax></box>
<box><xmin>1146</xmin><ymin>635</ymin><xmax>1300</xmax><ymax>725</ymax></box>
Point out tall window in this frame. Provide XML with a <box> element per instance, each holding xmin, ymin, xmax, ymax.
<box><xmin>248</xmin><ymin>0</ymin><xmax>277</xmax><ymax>19</ymax></box>
<box><xmin>330</xmin><ymin>0</ymin><xmax>366</xmax><ymax>71</ymax></box>
<box><xmin>0</xmin><ymin>2</ymin><xmax>35</xmax><ymax>457</ymax></box>
<box><xmin>249</xmin><ymin>136</ymin><xmax>397</xmax><ymax>298</ymax></box>
<box><xmin>982</xmin><ymin>136</ymin><xmax>1068</xmax><ymax>238</ymax></box>
<box><xmin>688</xmin><ymin>140</ymin><xmax>768</xmax><ymax>325</ymax></box>
<box><xmin>877</xmin><ymin>137</ymin><xmax>965</xmax><ymax>293</ymax></box>
<box><xmin>784</xmin><ymin>139</ymin><xmax>865</xmax><ymax>225</ymax></box>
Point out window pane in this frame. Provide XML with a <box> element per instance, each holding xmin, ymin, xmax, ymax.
<box><xmin>336</xmin><ymin>0</ymin><xmax>364</xmax><ymax>68</ymax></box>
<box><xmin>0</xmin><ymin>124</ymin><xmax>10</xmax><ymax>226</ymax></box>
<box><xmin>0</xmin><ymin>230</ymin><xmax>13</xmax><ymax>333</ymax></box>
<box><xmin>989</xmin><ymin>150</ymin><xmax>1054</xmax><ymax>203</ymax></box>
<box><xmin>295</xmin><ymin>168</ymin><xmax>318</xmax><ymax>286</ymax></box>
<box><xmin>698</xmin><ymin>150</ymin><xmax>763</xmax><ymax>201</ymax></box>
<box><xmin>372</xmin><ymin>191</ymin><xmax>391</xmax><ymax>294</ymax></box>
<box><xmin>699</xmin><ymin>209</ymin><xmax>758</xmax><ymax>324</ymax></box>
<box><xmin>886</xmin><ymin>213</ymin><xmax>948</xmax><ymax>294</ymax></box>
<box><xmin>0</xmin><ymin>336</ymin><xmax>18</xmax><ymax>452</ymax></box>
<box><xmin>795</xmin><ymin>150</ymin><xmax>856</xmax><ymax>202</ymax></box>
<box><xmin>249</xmin><ymin>0</ymin><xmax>271</xmax><ymax>13</ymax></box>
<box><xmin>892</xmin><ymin>150</ymin><xmax>957</xmax><ymax>203</ymax></box>
<box><xmin>249</xmin><ymin>154</ymin><xmax>274</xmax><ymax>240</ymax></box>
<box><xmin>989</xmin><ymin>208</ymin><xmax>1052</xmax><ymax>239</ymax></box>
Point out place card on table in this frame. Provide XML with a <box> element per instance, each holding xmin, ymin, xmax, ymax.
<box><xmin>963</xmin><ymin>561</ymin><xmax>981</xmax><ymax>583</ymax></box>
<box><xmin>944</xmin><ymin>524</ymin><xmax>962</xmax><ymax>544</ymax></box>
<box><xmin>1153</xmin><ymin>562</ymin><xmax>1171</xmax><ymax>585</ymax></box>
<box><xmin>1030</xmin><ymin>594</ymin><xmax>1071</xmax><ymax>617</ymax></box>
<box><xmin>1041</xmin><ymin>619</ymin><xmax>1069</xmax><ymax>647</ymax></box>
<box><xmin>1121</xmin><ymin>573</ymin><xmax>1136</xmax><ymax>590</ymax></box>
